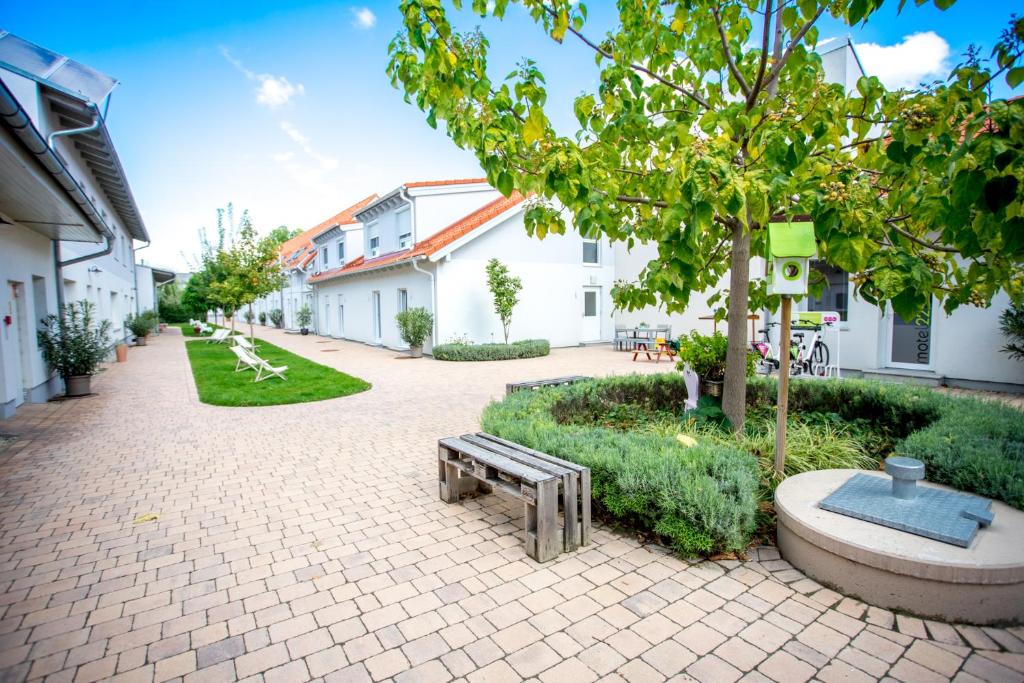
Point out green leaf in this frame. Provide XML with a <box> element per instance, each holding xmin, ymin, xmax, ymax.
<box><xmin>523</xmin><ymin>108</ymin><xmax>545</xmax><ymax>144</ymax></box>
<box><xmin>1008</xmin><ymin>67</ymin><xmax>1024</xmax><ymax>89</ymax></box>
<box><xmin>984</xmin><ymin>176</ymin><xmax>1019</xmax><ymax>214</ymax></box>
<box><xmin>496</xmin><ymin>171</ymin><xmax>514</xmax><ymax>196</ymax></box>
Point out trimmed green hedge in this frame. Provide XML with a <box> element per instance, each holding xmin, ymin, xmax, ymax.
<box><xmin>897</xmin><ymin>400</ymin><xmax>1024</xmax><ymax>509</ymax></box>
<box><xmin>747</xmin><ymin>376</ymin><xmax>946</xmax><ymax>440</ymax></box>
<box><xmin>433</xmin><ymin>339</ymin><xmax>550</xmax><ymax>361</ymax></box>
<box><xmin>481</xmin><ymin>374</ymin><xmax>759</xmax><ymax>556</ymax></box>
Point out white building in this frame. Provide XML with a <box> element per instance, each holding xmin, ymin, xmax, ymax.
<box><xmin>0</xmin><ymin>33</ymin><xmax>150</xmax><ymax>418</ymax></box>
<box><xmin>250</xmin><ymin>195</ymin><xmax>377</xmax><ymax>330</ymax></box>
<box><xmin>309</xmin><ymin>180</ymin><xmax>616</xmax><ymax>352</ymax></box>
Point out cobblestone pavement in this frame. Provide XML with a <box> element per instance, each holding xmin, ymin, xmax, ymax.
<box><xmin>1</xmin><ymin>328</ymin><xmax>1022</xmax><ymax>683</ymax></box>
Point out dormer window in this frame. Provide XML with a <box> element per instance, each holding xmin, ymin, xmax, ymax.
<box><xmin>321</xmin><ymin>246</ymin><xmax>330</xmax><ymax>270</ymax></box>
<box><xmin>396</xmin><ymin>207</ymin><xmax>412</xmax><ymax>250</ymax></box>
<box><xmin>367</xmin><ymin>220</ymin><xmax>380</xmax><ymax>257</ymax></box>
<box><xmin>337</xmin><ymin>239</ymin><xmax>345</xmax><ymax>263</ymax></box>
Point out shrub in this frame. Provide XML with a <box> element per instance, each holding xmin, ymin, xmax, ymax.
<box><xmin>158</xmin><ymin>301</ymin><xmax>194</xmax><ymax>324</ymax></box>
<box><xmin>258</xmin><ymin>312</ymin><xmax>267</xmax><ymax>325</ymax></box>
<box><xmin>481</xmin><ymin>375</ymin><xmax>760</xmax><ymax>556</ymax></box>
<box><xmin>433</xmin><ymin>339</ymin><xmax>549</xmax><ymax>361</ymax></box>
<box><xmin>243</xmin><ymin>310</ymin><xmax>254</xmax><ymax>324</ymax></box>
<box><xmin>1001</xmin><ymin>304</ymin><xmax>1024</xmax><ymax>361</ymax></box>
<box><xmin>746</xmin><ymin>376</ymin><xmax>946</xmax><ymax>441</ymax></box>
<box><xmin>296</xmin><ymin>305</ymin><xmax>312</xmax><ymax>329</ymax></box>
<box><xmin>676</xmin><ymin>331</ymin><xmax>756</xmax><ymax>381</ymax></box>
<box><xmin>269</xmin><ymin>308</ymin><xmax>284</xmax><ymax>328</ymax></box>
<box><xmin>126</xmin><ymin>311</ymin><xmax>156</xmax><ymax>338</ymax></box>
<box><xmin>37</xmin><ymin>300</ymin><xmax>112</xmax><ymax>380</ymax></box>
<box><xmin>897</xmin><ymin>399</ymin><xmax>1024</xmax><ymax>510</ymax></box>
<box><xmin>396</xmin><ymin>307</ymin><xmax>433</xmax><ymax>347</ymax></box>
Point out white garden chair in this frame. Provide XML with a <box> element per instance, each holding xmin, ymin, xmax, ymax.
<box><xmin>233</xmin><ymin>335</ymin><xmax>257</xmax><ymax>351</ymax></box>
<box><xmin>229</xmin><ymin>346</ymin><xmax>288</xmax><ymax>382</ymax></box>
<box><xmin>206</xmin><ymin>329</ymin><xmax>229</xmax><ymax>343</ymax></box>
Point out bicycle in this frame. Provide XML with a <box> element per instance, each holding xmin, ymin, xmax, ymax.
<box><xmin>750</xmin><ymin>322</ymin><xmax>798</xmax><ymax>375</ymax></box>
<box><xmin>791</xmin><ymin>323</ymin><xmax>830</xmax><ymax>376</ymax></box>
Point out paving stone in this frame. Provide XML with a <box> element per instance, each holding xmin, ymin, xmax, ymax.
<box><xmin>687</xmin><ymin>653</ymin><xmax>742</xmax><ymax>683</ymax></box>
<box><xmin>506</xmin><ymin>640</ymin><xmax>561</xmax><ymax>678</ymax></box>
<box><xmin>758</xmin><ymin>651</ymin><xmax>816</xmax><ymax>683</ymax></box>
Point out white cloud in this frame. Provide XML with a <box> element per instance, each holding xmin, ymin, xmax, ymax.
<box><xmin>279</xmin><ymin>121</ymin><xmax>338</xmax><ymax>171</ymax></box>
<box><xmin>220</xmin><ymin>47</ymin><xmax>305</xmax><ymax>108</ymax></box>
<box><xmin>351</xmin><ymin>7</ymin><xmax>376</xmax><ymax>29</ymax></box>
<box><xmin>856</xmin><ymin>32</ymin><xmax>951</xmax><ymax>90</ymax></box>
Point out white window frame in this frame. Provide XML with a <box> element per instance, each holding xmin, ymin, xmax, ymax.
<box><xmin>337</xmin><ymin>239</ymin><xmax>345</xmax><ymax>263</ymax></box>
<box><xmin>367</xmin><ymin>220</ymin><xmax>380</xmax><ymax>258</ymax></box>
<box><xmin>399</xmin><ymin>231</ymin><xmax>412</xmax><ymax>249</ymax></box>
<box><xmin>321</xmin><ymin>245</ymin><xmax>330</xmax><ymax>270</ymax></box>
<box><xmin>582</xmin><ymin>238</ymin><xmax>600</xmax><ymax>266</ymax></box>
<box><xmin>396</xmin><ymin>206</ymin><xmax>413</xmax><ymax>250</ymax></box>
<box><xmin>397</xmin><ymin>288</ymin><xmax>408</xmax><ymax>313</ymax></box>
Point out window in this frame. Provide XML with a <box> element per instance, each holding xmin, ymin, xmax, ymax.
<box><xmin>337</xmin><ymin>240</ymin><xmax>345</xmax><ymax>263</ymax></box>
<box><xmin>321</xmin><ymin>246</ymin><xmax>330</xmax><ymax>270</ymax></box>
<box><xmin>582</xmin><ymin>239</ymin><xmax>600</xmax><ymax>265</ymax></box>
<box><xmin>367</xmin><ymin>221</ymin><xmax>380</xmax><ymax>257</ymax></box>
<box><xmin>397</xmin><ymin>288</ymin><xmax>408</xmax><ymax>313</ymax></box>
<box><xmin>807</xmin><ymin>260</ymin><xmax>849</xmax><ymax>321</ymax></box>
<box><xmin>396</xmin><ymin>207</ymin><xmax>412</xmax><ymax>249</ymax></box>
<box><xmin>584</xmin><ymin>290</ymin><xmax>598</xmax><ymax>317</ymax></box>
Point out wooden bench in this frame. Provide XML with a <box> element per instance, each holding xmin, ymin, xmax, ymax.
<box><xmin>505</xmin><ymin>376</ymin><xmax>592</xmax><ymax>395</ymax></box>
<box><xmin>438</xmin><ymin>432</ymin><xmax>592</xmax><ymax>562</ymax></box>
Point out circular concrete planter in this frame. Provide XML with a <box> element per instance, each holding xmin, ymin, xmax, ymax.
<box><xmin>775</xmin><ymin>469</ymin><xmax>1024</xmax><ymax>625</ymax></box>
<box><xmin>135</xmin><ymin>336</ymin><xmax>147</xmax><ymax>346</ymax></box>
<box><xmin>65</xmin><ymin>375</ymin><xmax>92</xmax><ymax>397</ymax></box>
<box><xmin>409</xmin><ymin>345</ymin><xmax>423</xmax><ymax>358</ymax></box>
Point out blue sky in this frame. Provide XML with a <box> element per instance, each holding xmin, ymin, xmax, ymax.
<box><xmin>3</xmin><ymin>0</ymin><xmax>1019</xmax><ymax>270</ymax></box>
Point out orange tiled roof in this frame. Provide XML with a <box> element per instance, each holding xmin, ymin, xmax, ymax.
<box><xmin>279</xmin><ymin>194</ymin><xmax>378</xmax><ymax>270</ymax></box>
<box><xmin>310</xmin><ymin>191</ymin><xmax>526</xmax><ymax>283</ymax></box>
<box><xmin>404</xmin><ymin>178</ymin><xmax>487</xmax><ymax>189</ymax></box>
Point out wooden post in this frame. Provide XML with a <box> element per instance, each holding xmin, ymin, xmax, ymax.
<box><xmin>774</xmin><ymin>296</ymin><xmax>792</xmax><ymax>477</ymax></box>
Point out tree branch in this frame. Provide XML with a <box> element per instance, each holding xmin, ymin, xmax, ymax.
<box><xmin>712</xmin><ymin>7</ymin><xmax>751</xmax><ymax>98</ymax></box>
<box><xmin>763</xmin><ymin>5</ymin><xmax>827</xmax><ymax>93</ymax></box>
<box><xmin>885</xmin><ymin>219</ymin><xmax>960</xmax><ymax>253</ymax></box>
<box><xmin>537</xmin><ymin>4</ymin><xmax>712</xmax><ymax>110</ymax></box>
<box><xmin>746</xmin><ymin>0</ymin><xmax>773</xmax><ymax>107</ymax></box>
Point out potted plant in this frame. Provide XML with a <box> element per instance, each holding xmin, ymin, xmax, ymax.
<box><xmin>37</xmin><ymin>300</ymin><xmax>111</xmax><ymax>397</ymax></box>
<box><xmin>676</xmin><ymin>330</ymin><xmax>728</xmax><ymax>397</ymax></box>
<box><xmin>296</xmin><ymin>305</ymin><xmax>313</xmax><ymax>335</ymax></box>
<box><xmin>396</xmin><ymin>307</ymin><xmax>433</xmax><ymax>358</ymax></box>
<box><xmin>269</xmin><ymin>308</ymin><xmax>284</xmax><ymax>329</ymax></box>
<box><xmin>258</xmin><ymin>311</ymin><xmax>267</xmax><ymax>326</ymax></box>
<box><xmin>244</xmin><ymin>309</ymin><xmax>254</xmax><ymax>325</ymax></box>
<box><xmin>126</xmin><ymin>311</ymin><xmax>155</xmax><ymax>346</ymax></box>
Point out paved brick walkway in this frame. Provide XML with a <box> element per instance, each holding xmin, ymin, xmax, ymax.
<box><xmin>0</xmin><ymin>328</ymin><xmax>1022</xmax><ymax>683</ymax></box>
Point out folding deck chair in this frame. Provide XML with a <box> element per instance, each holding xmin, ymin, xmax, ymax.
<box><xmin>229</xmin><ymin>346</ymin><xmax>288</xmax><ymax>382</ymax></box>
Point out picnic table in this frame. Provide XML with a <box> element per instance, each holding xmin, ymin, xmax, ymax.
<box><xmin>632</xmin><ymin>338</ymin><xmax>677</xmax><ymax>363</ymax></box>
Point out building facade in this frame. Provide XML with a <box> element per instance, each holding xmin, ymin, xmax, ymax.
<box><xmin>0</xmin><ymin>33</ymin><xmax>150</xmax><ymax>417</ymax></box>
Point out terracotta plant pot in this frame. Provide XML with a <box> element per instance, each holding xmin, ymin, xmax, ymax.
<box><xmin>701</xmin><ymin>379</ymin><xmax>724</xmax><ymax>398</ymax></box>
<box><xmin>115</xmin><ymin>344</ymin><xmax>128</xmax><ymax>363</ymax></box>
<box><xmin>409</xmin><ymin>345</ymin><xmax>423</xmax><ymax>358</ymax></box>
<box><xmin>65</xmin><ymin>374</ymin><xmax>92</xmax><ymax>397</ymax></box>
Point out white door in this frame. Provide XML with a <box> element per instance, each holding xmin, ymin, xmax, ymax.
<box><xmin>887</xmin><ymin>300</ymin><xmax>934</xmax><ymax>369</ymax></box>
<box><xmin>582</xmin><ymin>286</ymin><xmax>601</xmax><ymax>342</ymax></box>
<box><xmin>5</xmin><ymin>282</ymin><xmax>26</xmax><ymax>405</ymax></box>
<box><xmin>338</xmin><ymin>304</ymin><xmax>345</xmax><ymax>338</ymax></box>
<box><xmin>372</xmin><ymin>291</ymin><xmax>382</xmax><ymax>344</ymax></box>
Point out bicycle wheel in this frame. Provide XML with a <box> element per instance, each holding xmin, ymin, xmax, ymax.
<box><xmin>812</xmin><ymin>341</ymin><xmax>830</xmax><ymax>375</ymax></box>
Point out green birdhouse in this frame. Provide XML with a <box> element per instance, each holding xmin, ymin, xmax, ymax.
<box><xmin>766</xmin><ymin>222</ymin><xmax>816</xmax><ymax>296</ymax></box>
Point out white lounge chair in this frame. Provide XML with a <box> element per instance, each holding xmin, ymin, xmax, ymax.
<box><xmin>230</xmin><ymin>346</ymin><xmax>288</xmax><ymax>382</ymax></box>
<box><xmin>206</xmin><ymin>329</ymin><xmax>230</xmax><ymax>343</ymax></box>
<box><xmin>233</xmin><ymin>335</ymin><xmax>257</xmax><ymax>351</ymax></box>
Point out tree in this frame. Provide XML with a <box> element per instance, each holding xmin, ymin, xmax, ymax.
<box><xmin>266</xmin><ymin>225</ymin><xmax>301</xmax><ymax>246</ymax></box>
<box><xmin>485</xmin><ymin>258</ymin><xmax>522</xmax><ymax>344</ymax></box>
<box><xmin>211</xmin><ymin>211</ymin><xmax>286</xmax><ymax>340</ymax></box>
<box><xmin>388</xmin><ymin>1</ymin><xmax>1024</xmax><ymax>429</ymax></box>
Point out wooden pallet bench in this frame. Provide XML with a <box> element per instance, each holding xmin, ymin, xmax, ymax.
<box><xmin>505</xmin><ymin>376</ymin><xmax>592</xmax><ymax>395</ymax></box>
<box><xmin>438</xmin><ymin>432</ymin><xmax>591</xmax><ymax>563</ymax></box>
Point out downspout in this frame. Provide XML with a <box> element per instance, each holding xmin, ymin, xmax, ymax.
<box><xmin>411</xmin><ymin>256</ymin><xmax>437</xmax><ymax>346</ymax></box>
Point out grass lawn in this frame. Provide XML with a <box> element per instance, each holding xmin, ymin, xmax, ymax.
<box><xmin>183</xmin><ymin>337</ymin><xmax>370</xmax><ymax>406</ymax></box>
<box><xmin>174</xmin><ymin>322</ymin><xmax>224</xmax><ymax>337</ymax></box>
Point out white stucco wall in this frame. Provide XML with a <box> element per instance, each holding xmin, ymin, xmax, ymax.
<box><xmin>435</xmin><ymin>210</ymin><xmax>616</xmax><ymax>348</ymax></box>
<box><xmin>313</xmin><ymin>267</ymin><xmax>434</xmax><ymax>351</ymax></box>
<box><xmin>613</xmin><ymin>240</ymin><xmax>766</xmax><ymax>339</ymax></box>
<box><xmin>0</xmin><ymin>224</ymin><xmax>61</xmax><ymax>415</ymax></box>
<box><xmin>411</xmin><ymin>186</ymin><xmax>501</xmax><ymax>241</ymax></box>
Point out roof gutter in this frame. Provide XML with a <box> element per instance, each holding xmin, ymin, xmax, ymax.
<box><xmin>0</xmin><ymin>77</ymin><xmax>114</xmax><ymax>245</ymax></box>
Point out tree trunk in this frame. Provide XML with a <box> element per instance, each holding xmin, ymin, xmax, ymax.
<box><xmin>723</xmin><ymin>219</ymin><xmax>751</xmax><ymax>432</ymax></box>
<box><xmin>248</xmin><ymin>304</ymin><xmax>255</xmax><ymax>345</ymax></box>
